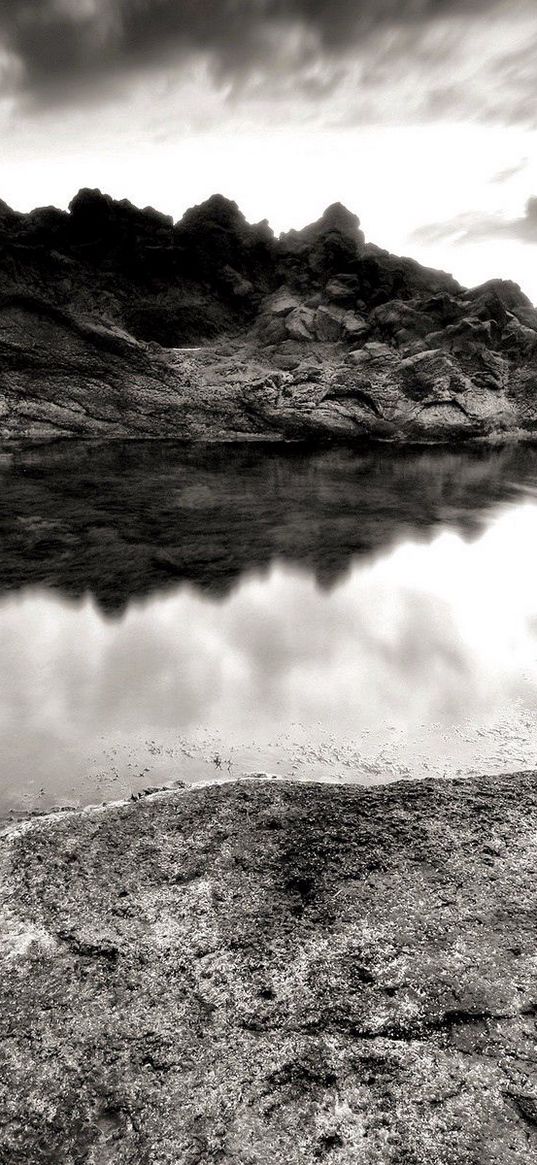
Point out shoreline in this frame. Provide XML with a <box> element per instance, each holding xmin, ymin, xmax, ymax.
<box><xmin>0</xmin><ymin>770</ymin><xmax>440</xmax><ymax>834</ymax></box>
<box><xmin>4</xmin><ymin>759</ymin><xmax>536</xmax><ymax>834</ymax></box>
<box><xmin>2</xmin><ymin>428</ymin><xmax>537</xmax><ymax>447</ymax></box>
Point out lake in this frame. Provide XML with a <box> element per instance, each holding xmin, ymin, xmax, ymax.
<box><xmin>2</xmin><ymin>439</ymin><xmax>537</xmax><ymax>819</ymax></box>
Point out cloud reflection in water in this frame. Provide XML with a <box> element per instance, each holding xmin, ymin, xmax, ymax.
<box><xmin>2</xmin><ymin>500</ymin><xmax>537</xmax><ymax>811</ymax></box>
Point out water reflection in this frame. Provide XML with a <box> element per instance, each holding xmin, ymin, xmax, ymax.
<box><xmin>2</xmin><ymin>441</ymin><xmax>537</xmax><ymax>815</ymax></box>
<box><xmin>2</xmin><ymin>440</ymin><xmax>537</xmax><ymax>612</ymax></box>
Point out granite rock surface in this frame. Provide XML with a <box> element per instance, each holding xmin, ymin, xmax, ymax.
<box><xmin>2</xmin><ymin>774</ymin><xmax>537</xmax><ymax>1163</ymax></box>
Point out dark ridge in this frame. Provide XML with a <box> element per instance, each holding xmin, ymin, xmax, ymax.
<box><xmin>1</xmin><ymin>187</ymin><xmax>537</xmax><ymax>444</ymax></box>
<box><xmin>0</xmin><ymin>187</ymin><xmax>459</xmax><ymax>346</ymax></box>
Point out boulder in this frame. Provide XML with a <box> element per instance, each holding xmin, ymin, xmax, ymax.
<box><xmin>464</xmin><ymin>278</ymin><xmax>533</xmax><ymax>313</ymax></box>
<box><xmin>286</xmin><ymin>306</ymin><xmax>316</xmax><ymax>341</ymax></box>
<box><xmin>257</xmin><ymin>314</ymin><xmax>289</xmax><ymax>345</ymax></box>
<box><xmin>425</xmin><ymin>317</ymin><xmax>496</xmax><ymax>358</ymax></box>
<box><xmin>345</xmin><ymin>340</ymin><xmax>397</xmax><ymax>368</ymax></box>
<box><xmin>324</xmin><ymin>275</ymin><xmax>360</xmax><ymax>303</ymax></box>
<box><xmin>341</xmin><ymin>312</ymin><xmax>368</xmax><ymax>340</ymax></box>
<box><xmin>369</xmin><ymin>301</ymin><xmax>434</xmax><ymax>343</ymax></box>
<box><xmin>267</xmin><ymin>288</ymin><xmax>300</xmax><ymax>317</ymax></box>
<box><xmin>314</xmin><ymin>304</ymin><xmax>345</xmax><ymax>342</ymax></box>
<box><xmin>220</xmin><ymin>266</ymin><xmax>254</xmax><ymax>299</ymax></box>
<box><xmin>500</xmin><ymin>318</ymin><xmax>537</xmax><ymax>359</ymax></box>
<box><xmin>398</xmin><ymin>347</ymin><xmax>470</xmax><ymax>401</ymax></box>
<box><xmin>271</xmin><ymin>353</ymin><xmax>302</xmax><ymax>371</ymax></box>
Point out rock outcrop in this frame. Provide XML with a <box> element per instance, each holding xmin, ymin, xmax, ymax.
<box><xmin>2</xmin><ymin>773</ymin><xmax>537</xmax><ymax>1162</ymax></box>
<box><xmin>1</xmin><ymin>190</ymin><xmax>537</xmax><ymax>442</ymax></box>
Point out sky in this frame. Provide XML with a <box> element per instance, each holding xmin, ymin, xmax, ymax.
<box><xmin>2</xmin><ymin>1</ymin><xmax>537</xmax><ymax>298</ymax></box>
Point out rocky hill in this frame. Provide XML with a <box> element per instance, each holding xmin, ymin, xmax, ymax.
<box><xmin>1</xmin><ymin>189</ymin><xmax>537</xmax><ymax>442</ymax></box>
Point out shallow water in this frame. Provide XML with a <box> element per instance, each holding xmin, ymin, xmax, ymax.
<box><xmin>2</xmin><ymin>440</ymin><xmax>537</xmax><ymax>816</ymax></box>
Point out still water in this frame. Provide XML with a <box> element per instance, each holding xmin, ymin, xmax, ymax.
<box><xmin>2</xmin><ymin>440</ymin><xmax>537</xmax><ymax>817</ymax></box>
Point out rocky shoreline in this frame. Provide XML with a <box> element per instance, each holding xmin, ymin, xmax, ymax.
<box><xmin>2</xmin><ymin>773</ymin><xmax>537</xmax><ymax>1163</ymax></box>
<box><xmin>2</xmin><ymin>191</ymin><xmax>537</xmax><ymax>443</ymax></box>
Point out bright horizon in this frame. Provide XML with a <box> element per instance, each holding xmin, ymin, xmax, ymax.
<box><xmin>2</xmin><ymin>2</ymin><xmax>537</xmax><ymax>301</ymax></box>
<box><xmin>3</xmin><ymin>124</ymin><xmax>537</xmax><ymax>302</ymax></box>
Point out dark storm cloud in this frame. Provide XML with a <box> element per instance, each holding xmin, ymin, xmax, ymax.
<box><xmin>413</xmin><ymin>197</ymin><xmax>537</xmax><ymax>246</ymax></box>
<box><xmin>0</xmin><ymin>0</ymin><xmax>507</xmax><ymax>104</ymax></box>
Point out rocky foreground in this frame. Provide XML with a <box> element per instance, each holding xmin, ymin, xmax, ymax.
<box><xmin>2</xmin><ymin>190</ymin><xmax>537</xmax><ymax>442</ymax></box>
<box><xmin>2</xmin><ymin>775</ymin><xmax>537</xmax><ymax>1163</ymax></box>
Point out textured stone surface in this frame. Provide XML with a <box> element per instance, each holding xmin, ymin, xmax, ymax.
<box><xmin>1</xmin><ymin>191</ymin><xmax>537</xmax><ymax>442</ymax></box>
<box><xmin>2</xmin><ymin>774</ymin><xmax>537</xmax><ymax>1163</ymax></box>
<box><xmin>2</xmin><ymin>293</ymin><xmax>537</xmax><ymax>443</ymax></box>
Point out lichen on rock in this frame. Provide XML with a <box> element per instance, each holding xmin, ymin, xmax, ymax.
<box><xmin>2</xmin><ymin>774</ymin><xmax>537</xmax><ymax>1162</ymax></box>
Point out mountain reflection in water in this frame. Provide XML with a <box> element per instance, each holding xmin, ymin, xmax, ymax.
<box><xmin>1</xmin><ymin>440</ymin><xmax>537</xmax><ymax>816</ymax></box>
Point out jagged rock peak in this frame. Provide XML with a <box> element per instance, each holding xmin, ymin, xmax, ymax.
<box><xmin>178</xmin><ymin>193</ymin><xmax>274</xmax><ymax>242</ymax></box>
<box><xmin>316</xmin><ymin>202</ymin><xmax>364</xmax><ymax>237</ymax></box>
<box><xmin>280</xmin><ymin>202</ymin><xmax>366</xmax><ymax>250</ymax></box>
<box><xmin>0</xmin><ymin>197</ymin><xmax>18</xmax><ymax>221</ymax></box>
<box><xmin>180</xmin><ymin>193</ymin><xmax>245</xmax><ymax>228</ymax></box>
<box><xmin>68</xmin><ymin>188</ymin><xmax>173</xmax><ymax>227</ymax></box>
<box><xmin>464</xmin><ymin>277</ymin><xmax>533</xmax><ymax>311</ymax></box>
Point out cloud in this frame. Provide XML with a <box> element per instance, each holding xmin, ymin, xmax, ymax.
<box><xmin>0</xmin><ymin>0</ymin><xmax>523</xmax><ymax>114</ymax></box>
<box><xmin>5</xmin><ymin>507</ymin><xmax>537</xmax><ymax>802</ymax></box>
<box><xmin>0</xmin><ymin>0</ymin><xmax>537</xmax><ymax>152</ymax></box>
<box><xmin>413</xmin><ymin>196</ymin><xmax>537</xmax><ymax>246</ymax></box>
<box><xmin>491</xmin><ymin>158</ymin><xmax>528</xmax><ymax>183</ymax></box>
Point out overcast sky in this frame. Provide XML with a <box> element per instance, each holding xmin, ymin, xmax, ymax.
<box><xmin>2</xmin><ymin>1</ymin><xmax>537</xmax><ymax>298</ymax></box>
